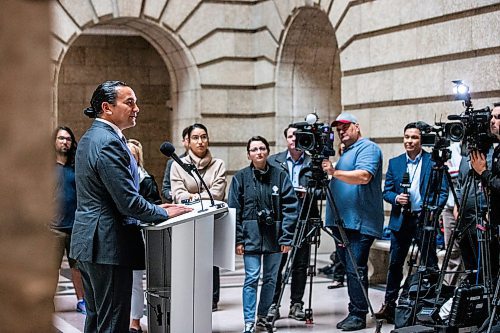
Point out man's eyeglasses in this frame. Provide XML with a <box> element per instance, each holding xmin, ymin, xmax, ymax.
<box><xmin>248</xmin><ymin>147</ymin><xmax>267</xmax><ymax>153</ymax></box>
<box><xmin>57</xmin><ymin>136</ymin><xmax>72</xmax><ymax>142</ymax></box>
<box><xmin>190</xmin><ymin>135</ymin><xmax>208</xmax><ymax>142</ymax></box>
<box><xmin>492</xmin><ymin>114</ymin><xmax>500</xmax><ymax>120</ymax></box>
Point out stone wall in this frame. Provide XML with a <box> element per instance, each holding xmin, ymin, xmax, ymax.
<box><xmin>58</xmin><ymin>35</ymin><xmax>171</xmax><ymax>181</ymax></box>
<box><xmin>49</xmin><ymin>0</ymin><xmax>500</xmax><ymax>179</ymax></box>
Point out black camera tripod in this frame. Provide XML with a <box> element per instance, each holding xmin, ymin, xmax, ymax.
<box><xmin>398</xmin><ymin>146</ymin><xmax>451</xmax><ymax>327</ymax></box>
<box><xmin>270</xmin><ymin>162</ymin><xmax>383</xmax><ymax>332</ymax></box>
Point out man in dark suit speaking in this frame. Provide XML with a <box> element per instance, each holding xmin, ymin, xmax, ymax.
<box><xmin>70</xmin><ymin>81</ymin><xmax>192</xmax><ymax>332</ymax></box>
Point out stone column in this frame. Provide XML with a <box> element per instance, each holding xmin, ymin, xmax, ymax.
<box><xmin>0</xmin><ymin>0</ymin><xmax>55</xmax><ymax>331</ymax></box>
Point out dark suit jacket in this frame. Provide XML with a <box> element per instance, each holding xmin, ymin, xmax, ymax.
<box><xmin>268</xmin><ymin>151</ymin><xmax>320</xmax><ymax>219</ymax></box>
<box><xmin>383</xmin><ymin>151</ymin><xmax>448</xmax><ymax>232</ymax></box>
<box><xmin>70</xmin><ymin>120</ymin><xmax>168</xmax><ymax>269</ymax></box>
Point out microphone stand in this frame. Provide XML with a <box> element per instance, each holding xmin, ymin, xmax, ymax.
<box><xmin>185</xmin><ymin>163</ymin><xmax>217</xmax><ymax>211</ymax></box>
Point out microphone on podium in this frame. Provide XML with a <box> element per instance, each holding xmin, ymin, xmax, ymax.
<box><xmin>160</xmin><ymin>141</ymin><xmax>193</xmax><ymax>175</ymax></box>
<box><xmin>159</xmin><ymin>141</ymin><xmax>216</xmax><ymax>208</ymax></box>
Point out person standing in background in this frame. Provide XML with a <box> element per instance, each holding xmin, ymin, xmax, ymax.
<box><xmin>127</xmin><ymin>139</ymin><xmax>162</xmax><ymax>333</ymax></box>
<box><xmin>322</xmin><ymin>113</ymin><xmax>384</xmax><ymax>331</ymax></box>
<box><xmin>170</xmin><ymin>123</ymin><xmax>227</xmax><ymax>311</ymax></box>
<box><xmin>161</xmin><ymin>127</ymin><xmax>189</xmax><ymax>203</ymax></box>
<box><xmin>51</xmin><ymin>126</ymin><xmax>86</xmax><ymax>314</ymax></box>
<box><xmin>228</xmin><ymin>136</ymin><xmax>298</xmax><ymax>333</ymax></box>
<box><xmin>267</xmin><ymin>125</ymin><xmax>320</xmax><ymax>322</ymax></box>
<box><xmin>441</xmin><ymin>142</ymin><xmax>463</xmax><ymax>286</ymax></box>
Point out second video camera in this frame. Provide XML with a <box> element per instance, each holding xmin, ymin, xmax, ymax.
<box><xmin>421</xmin><ymin>81</ymin><xmax>495</xmax><ymax>155</ymax></box>
<box><xmin>291</xmin><ymin>113</ymin><xmax>335</xmax><ymax>159</ymax></box>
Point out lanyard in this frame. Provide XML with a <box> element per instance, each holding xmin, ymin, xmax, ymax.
<box><xmin>406</xmin><ymin>156</ymin><xmax>421</xmax><ymax>185</ymax></box>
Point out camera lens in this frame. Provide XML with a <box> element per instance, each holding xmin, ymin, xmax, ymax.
<box><xmin>296</xmin><ymin>132</ymin><xmax>315</xmax><ymax>151</ymax></box>
<box><xmin>446</xmin><ymin>123</ymin><xmax>464</xmax><ymax>142</ymax></box>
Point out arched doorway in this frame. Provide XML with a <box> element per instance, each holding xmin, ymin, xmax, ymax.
<box><xmin>275</xmin><ymin>7</ymin><xmax>341</xmax><ymax>151</ymax></box>
<box><xmin>54</xmin><ymin>19</ymin><xmax>201</xmax><ymax>182</ymax></box>
<box><xmin>58</xmin><ymin>32</ymin><xmax>170</xmax><ymax>180</ymax></box>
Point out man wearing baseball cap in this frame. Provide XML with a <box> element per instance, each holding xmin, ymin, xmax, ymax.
<box><xmin>322</xmin><ymin>112</ymin><xmax>384</xmax><ymax>331</ymax></box>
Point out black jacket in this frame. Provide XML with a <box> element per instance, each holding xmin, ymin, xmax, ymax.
<box><xmin>140</xmin><ymin>174</ymin><xmax>162</xmax><ymax>205</ymax></box>
<box><xmin>267</xmin><ymin>151</ymin><xmax>321</xmax><ymax>220</ymax></box>
<box><xmin>228</xmin><ymin>163</ymin><xmax>298</xmax><ymax>254</ymax></box>
<box><xmin>479</xmin><ymin>145</ymin><xmax>500</xmax><ymax>225</ymax></box>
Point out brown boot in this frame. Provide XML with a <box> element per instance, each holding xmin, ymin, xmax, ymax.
<box><xmin>374</xmin><ymin>302</ymin><xmax>395</xmax><ymax>324</ymax></box>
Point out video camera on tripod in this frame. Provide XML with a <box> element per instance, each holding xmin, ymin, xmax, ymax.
<box><xmin>292</xmin><ymin>113</ymin><xmax>336</xmax><ymax>160</ymax></box>
<box><xmin>420</xmin><ymin>80</ymin><xmax>495</xmax><ymax>155</ymax></box>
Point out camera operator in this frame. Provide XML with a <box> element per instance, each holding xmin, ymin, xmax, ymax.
<box><xmin>374</xmin><ymin>122</ymin><xmax>449</xmax><ymax>324</ymax></box>
<box><xmin>470</xmin><ymin>103</ymin><xmax>500</xmax><ymax>227</ymax></box>
<box><xmin>322</xmin><ymin>113</ymin><xmax>384</xmax><ymax>331</ymax></box>
<box><xmin>456</xmin><ymin>142</ymin><xmax>497</xmax><ymax>282</ymax></box>
<box><xmin>266</xmin><ymin>124</ymin><xmax>320</xmax><ymax>321</ymax></box>
<box><xmin>228</xmin><ymin>136</ymin><xmax>299</xmax><ymax>333</ymax></box>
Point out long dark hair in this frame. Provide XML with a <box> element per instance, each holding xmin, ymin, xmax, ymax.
<box><xmin>83</xmin><ymin>81</ymin><xmax>129</xmax><ymax>118</ymax></box>
<box><xmin>54</xmin><ymin>126</ymin><xmax>77</xmax><ymax>167</ymax></box>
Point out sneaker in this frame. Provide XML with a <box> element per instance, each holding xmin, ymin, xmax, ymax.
<box><xmin>242</xmin><ymin>322</ymin><xmax>255</xmax><ymax>333</ymax></box>
<box><xmin>266</xmin><ymin>303</ymin><xmax>280</xmax><ymax>321</ymax></box>
<box><xmin>327</xmin><ymin>280</ymin><xmax>345</xmax><ymax>289</ymax></box>
<box><xmin>337</xmin><ymin>314</ymin><xmax>366</xmax><ymax>331</ymax></box>
<box><xmin>288</xmin><ymin>303</ymin><xmax>305</xmax><ymax>321</ymax></box>
<box><xmin>76</xmin><ymin>299</ymin><xmax>86</xmax><ymax>315</ymax></box>
<box><xmin>256</xmin><ymin>316</ymin><xmax>276</xmax><ymax>332</ymax></box>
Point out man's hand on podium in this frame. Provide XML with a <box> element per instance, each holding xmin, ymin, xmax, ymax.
<box><xmin>159</xmin><ymin>203</ymin><xmax>193</xmax><ymax>218</ymax></box>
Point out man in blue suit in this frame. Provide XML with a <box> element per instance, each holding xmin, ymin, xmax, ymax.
<box><xmin>70</xmin><ymin>81</ymin><xmax>192</xmax><ymax>332</ymax></box>
<box><xmin>374</xmin><ymin>122</ymin><xmax>448</xmax><ymax>323</ymax></box>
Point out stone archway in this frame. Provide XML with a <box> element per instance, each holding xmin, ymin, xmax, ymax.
<box><xmin>275</xmin><ymin>6</ymin><xmax>341</xmax><ymax>151</ymax></box>
<box><xmin>51</xmin><ymin>8</ymin><xmax>202</xmax><ymax>180</ymax></box>
<box><xmin>57</xmin><ymin>31</ymin><xmax>173</xmax><ymax>180</ymax></box>
<box><xmin>50</xmin><ymin>8</ymin><xmax>202</xmax><ymax>152</ymax></box>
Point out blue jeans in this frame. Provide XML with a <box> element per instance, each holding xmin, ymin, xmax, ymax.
<box><xmin>331</xmin><ymin>227</ymin><xmax>374</xmax><ymax>318</ymax></box>
<box><xmin>243</xmin><ymin>253</ymin><xmax>282</xmax><ymax>323</ymax></box>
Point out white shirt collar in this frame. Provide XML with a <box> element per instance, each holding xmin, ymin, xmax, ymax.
<box><xmin>406</xmin><ymin>150</ymin><xmax>422</xmax><ymax>163</ymax></box>
<box><xmin>96</xmin><ymin>118</ymin><xmax>124</xmax><ymax>140</ymax></box>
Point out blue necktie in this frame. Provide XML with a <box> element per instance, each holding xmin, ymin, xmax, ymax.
<box><xmin>121</xmin><ymin>136</ymin><xmax>140</xmax><ymax>226</ymax></box>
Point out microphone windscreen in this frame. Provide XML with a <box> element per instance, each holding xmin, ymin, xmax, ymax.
<box><xmin>159</xmin><ymin>141</ymin><xmax>175</xmax><ymax>157</ymax></box>
<box><xmin>402</xmin><ymin>172</ymin><xmax>410</xmax><ymax>184</ymax></box>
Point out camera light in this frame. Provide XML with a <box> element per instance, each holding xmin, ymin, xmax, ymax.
<box><xmin>452</xmin><ymin>80</ymin><xmax>469</xmax><ymax>95</ymax></box>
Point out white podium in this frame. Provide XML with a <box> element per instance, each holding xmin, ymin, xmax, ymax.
<box><xmin>143</xmin><ymin>201</ymin><xmax>235</xmax><ymax>333</ymax></box>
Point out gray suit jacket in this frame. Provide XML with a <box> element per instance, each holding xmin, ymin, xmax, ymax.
<box><xmin>70</xmin><ymin>120</ymin><xmax>168</xmax><ymax>269</ymax></box>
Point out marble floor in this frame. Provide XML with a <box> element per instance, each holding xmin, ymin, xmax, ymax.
<box><xmin>53</xmin><ymin>254</ymin><xmax>395</xmax><ymax>333</ymax></box>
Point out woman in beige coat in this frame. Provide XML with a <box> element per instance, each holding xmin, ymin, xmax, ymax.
<box><xmin>170</xmin><ymin>123</ymin><xmax>227</xmax><ymax>311</ymax></box>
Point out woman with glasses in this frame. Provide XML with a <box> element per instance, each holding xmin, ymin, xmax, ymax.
<box><xmin>170</xmin><ymin>123</ymin><xmax>227</xmax><ymax>311</ymax></box>
<box><xmin>228</xmin><ymin>136</ymin><xmax>298</xmax><ymax>333</ymax></box>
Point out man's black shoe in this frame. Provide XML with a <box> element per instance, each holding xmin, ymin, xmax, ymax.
<box><xmin>318</xmin><ymin>263</ymin><xmax>334</xmax><ymax>275</ymax></box>
<box><xmin>336</xmin><ymin>315</ymin><xmax>349</xmax><ymax>329</ymax></box>
<box><xmin>338</xmin><ymin>315</ymin><xmax>366</xmax><ymax>331</ymax></box>
<box><xmin>374</xmin><ymin>302</ymin><xmax>395</xmax><ymax>324</ymax></box>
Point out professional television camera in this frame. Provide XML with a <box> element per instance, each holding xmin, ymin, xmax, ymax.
<box><xmin>420</xmin><ymin>81</ymin><xmax>495</xmax><ymax>155</ymax></box>
<box><xmin>291</xmin><ymin>113</ymin><xmax>335</xmax><ymax>160</ymax></box>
